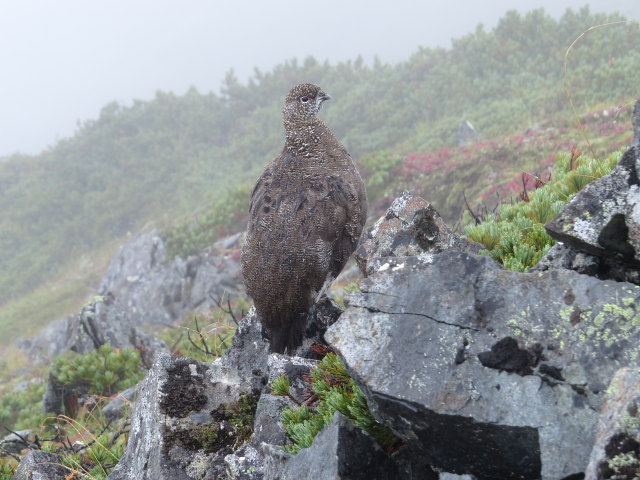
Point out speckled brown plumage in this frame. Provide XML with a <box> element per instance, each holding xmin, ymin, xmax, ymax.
<box><xmin>241</xmin><ymin>83</ymin><xmax>367</xmax><ymax>353</ymax></box>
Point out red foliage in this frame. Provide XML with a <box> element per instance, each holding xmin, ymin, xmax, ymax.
<box><xmin>397</xmin><ymin>148</ymin><xmax>455</xmax><ymax>176</ymax></box>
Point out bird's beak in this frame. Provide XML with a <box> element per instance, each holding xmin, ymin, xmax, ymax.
<box><xmin>319</xmin><ymin>93</ymin><xmax>331</xmax><ymax>102</ymax></box>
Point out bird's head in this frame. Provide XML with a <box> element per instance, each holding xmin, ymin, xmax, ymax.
<box><xmin>283</xmin><ymin>83</ymin><xmax>331</xmax><ymax>124</ymax></box>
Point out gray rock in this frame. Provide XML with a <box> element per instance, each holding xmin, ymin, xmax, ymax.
<box><xmin>108</xmin><ymin>354</ymin><xmax>261</xmax><ymax>480</ymax></box>
<box><xmin>13</xmin><ymin>450</ymin><xmax>67</xmax><ymax>480</ymax></box>
<box><xmin>0</xmin><ymin>430</ymin><xmax>31</xmax><ymax>455</ymax></box>
<box><xmin>633</xmin><ymin>99</ymin><xmax>639</xmax><ymax>146</ymax></box>
<box><xmin>457</xmin><ymin>120</ymin><xmax>479</xmax><ymax>147</ymax></box>
<box><xmin>354</xmin><ymin>192</ymin><xmax>480</xmax><ymax>276</ymax></box>
<box><xmin>252</xmin><ymin>394</ymin><xmax>293</xmax><ymax>446</ymax></box>
<box><xmin>545</xmin><ymin>129</ymin><xmax>640</xmax><ymax>282</ymax></box>
<box><xmin>224</xmin><ymin>443</ymin><xmax>264</xmax><ymax>479</ymax></box>
<box><xmin>326</xmin><ymin>250</ymin><xmax>640</xmax><ymax>480</ymax></box>
<box><xmin>98</xmin><ymin>229</ymin><xmax>167</xmax><ymax>296</ymax></box>
<box><xmin>275</xmin><ymin>412</ymin><xmax>403</xmax><ymax>480</ymax></box>
<box><xmin>219</xmin><ymin>309</ymin><xmax>270</xmax><ymax>377</ymax></box>
<box><xmin>585</xmin><ymin>367</ymin><xmax>640</xmax><ymax>479</ymax></box>
<box><xmin>19</xmin><ymin>294</ymin><xmax>169</xmax><ymax>367</ymax></box>
<box><xmin>99</xmin><ymin>230</ymin><xmax>244</xmax><ymax>327</ymax></box>
<box><xmin>102</xmin><ymin>386</ymin><xmax>138</xmax><ymax>422</ymax></box>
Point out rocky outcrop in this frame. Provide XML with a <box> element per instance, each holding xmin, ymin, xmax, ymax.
<box><xmin>108</xmin><ymin>354</ymin><xmax>264</xmax><ymax>480</ymax></box>
<box><xmin>17</xmin><ymin>231</ymin><xmax>242</xmax><ymax>365</ymax></box>
<box><xmin>585</xmin><ymin>367</ymin><xmax>640</xmax><ymax>479</ymax></box>
<box><xmin>13</xmin><ymin>450</ymin><xmax>68</xmax><ymax>480</ymax></box>
<box><xmin>326</xmin><ymin>250</ymin><xmax>640</xmax><ymax>480</ymax></box>
<box><xmin>99</xmin><ymin>229</ymin><xmax>243</xmax><ymax>326</ymax></box>
<box><xmin>354</xmin><ymin>192</ymin><xmax>480</xmax><ymax>276</ymax></box>
<box><xmin>457</xmin><ymin>120</ymin><xmax>479</xmax><ymax>147</ymax></box>
<box><xmin>544</xmin><ymin>101</ymin><xmax>640</xmax><ymax>285</ymax></box>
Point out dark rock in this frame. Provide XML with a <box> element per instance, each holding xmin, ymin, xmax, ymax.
<box><xmin>354</xmin><ymin>192</ymin><xmax>481</xmax><ymax>276</ymax></box>
<box><xmin>273</xmin><ymin>412</ymin><xmax>404</xmax><ymax>480</ymax></box>
<box><xmin>0</xmin><ymin>430</ymin><xmax>31</xmax><ymax>455</ymax></box>
<box><xmin>326</xmin><ymin>250</ymin><xmax>640</xmax><ymax>479</ymax></box>
<box><xmin>545</xmin><ymin>125</ymin><xmax>640</xmax><ymax>283</ymax></box>
<box><xmin>13</xmin><ymin>450</ymin><xmax>67</xmax><ymax>480</ymax></box>
<box><xmin>585</xmin><ymin>367</ymin><xmax>640</xmax><ymax>479</ymax></box>
<box><xmin>102</xmin><ymin>386</ymin><xmax>138</xmax><ymax>422</ymax></box>
<box><xmin>457</xmin><ymin>120</ymin><xmax>479</xmax><ymax>147</ymax></box>
<box><xmin>108</xmin><ymin>354</ymin><xmax>262</xmax><ymax>480</ymax></box>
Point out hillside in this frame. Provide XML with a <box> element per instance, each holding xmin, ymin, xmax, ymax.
<box><xmin>1</xmin><ymin>7</ymin><xmax>638</xmax><ymax>310</ymax></box>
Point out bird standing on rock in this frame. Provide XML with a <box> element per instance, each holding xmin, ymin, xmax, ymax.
<box><xmin>241</xmin><ymin>83</ymin><xmax>368</xmax><ymax>353</ymax></box>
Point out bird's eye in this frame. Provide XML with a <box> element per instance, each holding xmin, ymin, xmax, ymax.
<box><xmin>300</xmin><ymin>96</ymin><xmax>309</xmax><ymax>103</ymax></box>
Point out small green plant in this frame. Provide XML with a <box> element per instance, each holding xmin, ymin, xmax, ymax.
<box><xmin>51</xmin><ymin>344</ymin><xmax>145</xmax><ymax>396</ymax></box>
<box><xmin>271</xmin><ymin>375</ymin><xmax>291</xmax><ymax>397</ymax></box>
<box><xmin>278</xmin><ymin>353</ymin><xmax>399</xmax><ymax>454</ymax></box>
<box><xmin>0</xmin><ymin>381</ymin><xmax>47</xmax><ymax>431</ymax></box>
<box><xmin>160</xmin><ymin>297</ymin><xmax>248</xmax><ymax>362</ymax></box>
<box><xmin>465</xmin><ymin>149</ymin><xmax>622</xmax><ymax>271</ymax></box>
<box><xmin>333</xmin><ymin>281</ymin><xmax>360</xmax><ymax>310</ymax></box>
<box><xmin>0</xmin><ymin>457</ymin><xmax>17</xmax><ymax>479</ymax></box>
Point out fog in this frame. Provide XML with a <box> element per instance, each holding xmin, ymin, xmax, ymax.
<box><xmin>1</xmin><ymin>0</ymin><xmax>638</xmax><ymax>157</ymax></box>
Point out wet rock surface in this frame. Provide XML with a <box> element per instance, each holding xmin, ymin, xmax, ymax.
<box><xmin>354</xmin><ymin>191</ymin><xmax>480</xmax><ymax>276</ymax></box>
<box><xmin>326</xmin><ymin>250</ymin><xmax>640</xmax><ymax>479</ymax></box>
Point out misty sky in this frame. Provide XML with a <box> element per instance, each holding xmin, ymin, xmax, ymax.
<box><xmin>1</xmin><ymin>0</ymin><xmax>638</xmax><ymax>157</ymax></box>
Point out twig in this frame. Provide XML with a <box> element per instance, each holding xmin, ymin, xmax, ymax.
<box><xmin>0</xmin><ymin>446</ymin><xmax>20</xmax><ymax>462</ymax></box>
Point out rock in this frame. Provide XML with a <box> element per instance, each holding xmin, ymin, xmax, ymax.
<box><xmin>457</xmin><ymin>120</ymin><xmax>479</xmax><ymax>146</ymax></box>
<box><xmin>273</xmin><ymin>412</ymin><xmax>405</xmax><ymax>480</ymax></box>
<box><xmin>98</xmin><ymin>230</ymin><xmax>167</xmax><ymax>296</ymax></box>
<box><xmin>102</xmin><ymin>386</ymin><xmax>138</xmax><ymax>422</ymax></box>
<box><xmin>545</xmin><ymin>121</ymin><xmax>640</xmax><ymax>283</ymax></box>
<box><xmin>218</xmin><ymin>309</ymin><xmax>270</xmax><ymax>377</ymax></box>
<box><xmin>13</xmin><ymin>450</ymin><xmax>67</xmax><ymax>480</ymax></box>
<box><xmin>19</xmin><ymin>294</ymin><xmax>169</xmax><ymax>367</ymax></box>
<box><xmin>0</xmin><ymin>430</ymin><xmax>31</xmax><ymax>455</ymax></box>
<box><xmin>354</xmin><ymin>192</ymin><xmax>480</xmax><ymax>276</ymax></box>
<box><xmin>633</xmin><ymin>99</ymin><xmax>639</xmax><ymax>146</ymax></box>
<box><xmin>108</xmin><ymin>354</ymin><xmax>263</xmax><ymax>480</ymax></box>
<box><xmin>326</xmin><ymin>250</ymin><xmax>640</xmax><ymax>479</ymax></box>
<box><xmin>99</xmin><ymin>230</ymin><xmax>244</xmax><ymax>327</ymax></box>
<box><xmin>224</xmin><ymin>443</ymin><xmax>264</xmax><ymax>480</ymax></box>
<box><xmin>585</xmin><ymin>367</ymin><xmax>640</xmax><ymax>479</ymax></box>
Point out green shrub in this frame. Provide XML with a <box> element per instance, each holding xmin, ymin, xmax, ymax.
<box><xmin>51</xmin><ymin>344</ymin><xmax>145</xmax><ymax>396</ymax></box>
<box><xmin>465</xmin><ymin>149</ymin><xmax>622</xmax><ymax>270</ymax></box>
<box><xmin>278</xmin><ymin>353</ymin><xmax>398</xmax><ymax>454</ymax></box>
<box><xmin>163</xmin><ymin>184</ymin><xmax>252</xmax><ymax>260</ymax></box>
<box><xmin>0</xmin><ymin>381</ymin><xmax>47</xmax><ymax>431</ymax></box>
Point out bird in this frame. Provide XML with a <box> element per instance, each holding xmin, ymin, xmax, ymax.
<box><xmin>241</xmin><ymin>83</ymin><xmax>368</xmax><ymax>354</ymax></box>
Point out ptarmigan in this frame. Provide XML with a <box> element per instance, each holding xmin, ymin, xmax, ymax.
<box><xmin>241</xmin><ymin>83</ymin><xmax>367</xmax><ymax>353</ymax></box>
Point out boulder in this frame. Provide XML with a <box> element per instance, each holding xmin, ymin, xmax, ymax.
<box><xmin>0</xmin><ymin>430</ymin><xmax>31</xmax><ymax>455</ymax></box>
<box><xmin>326</xmin><ymin>250</ymin><xmax>640</xmax><ymax>479</ymax></box>
<box><xmin>545</xmin><ymin>105</ymin><xmax>640</xmax><ymax>284</ymax></box>
<box><xmin>270</xmin><ymin>412</ymin><xmax>407</xmax><ymax>480</ymax></box>
<box><xmin>99</xmin><ymin>230</ymin><xmax>244</xmax><ymax>327</ymax></box>
<box><xmin>108</xmin><ymin>354</ymin><xmax>264</xmax><ymax>480</ymax></box>
<box><xmin>102</xmin><ymin>386</ymin><xmax>138</xmax><ymax>422</ymax></box>
<box><xmin>13</xmin><ymin>450</ymin><xmax>67</xmax><ymax>480</ymax></box>
<box><xmin>457</xmin><ymin>120</ymin><xmax>479</xmax><ymax>147</ymax></box>
<box><xmin>585</xmin><ymin>367</ymin><xmax>640</xmax><ymax>479</ymax></box>
<box><xmin>354</xmin><ymin>192</ymin><xmax>480</xmax><ymax>276</ymax></box>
